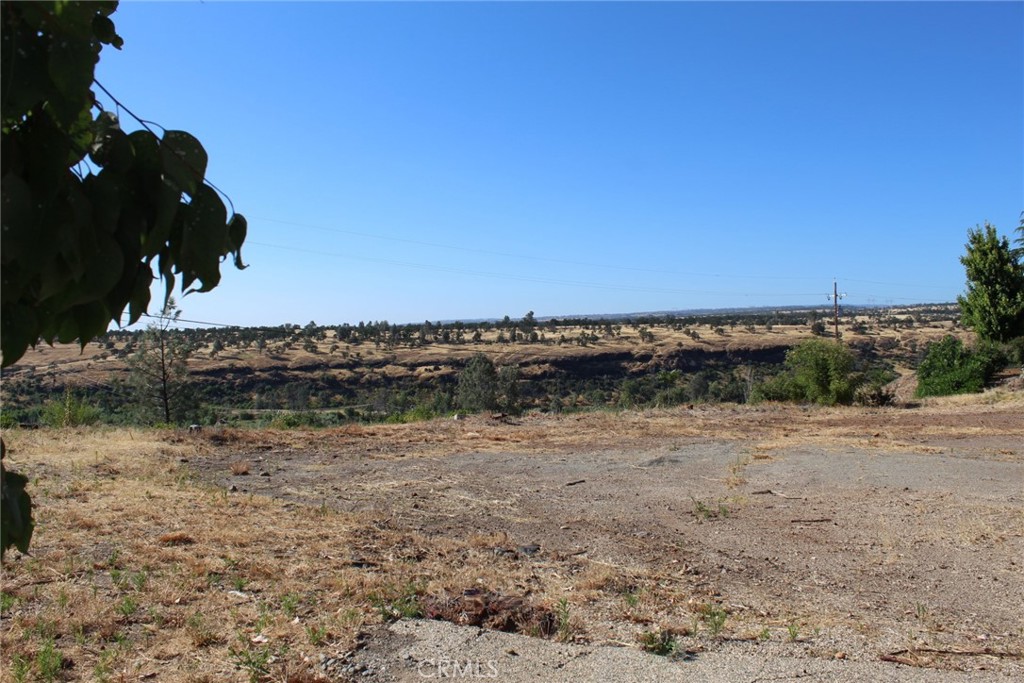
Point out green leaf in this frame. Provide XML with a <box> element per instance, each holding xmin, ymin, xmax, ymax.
<box><xmin>65</xmin><ymin>104</ymin><xmax>96</xmax><ymax>166</ymax></box>
<box><xmin>1</xmin><ymin>458</ymin><xmax>35</xmax><ymax>558</ymax></box>
<box><xmin>55</xmin><ymin>309</ymin><xmax>81</xmax><ymax>344</ymax></box>
<box><xmin>156</xmin><ymin>248</ymin><xmax>176</xmax><ymax>309</ymax></box>
<box><xmin>90</xmin><ymin>118</ymin><xmax>134</xmax><ymax>172</ymax></box>
<box><xmin>83</xmin><ymin>171</ymin><xmax>123</xmax><ymax>234</ymax></box>
<box><xmin>38</xmin><ymin>257</ymin><xmax>76</xmax><ymax>301</ymax></box>
<box><xmin>92</xmin><ymin>15</ymin><xmax>123</xmax><ymax>49</ymax></box>
<box><xmin>127</xmin><ymin>267</ymin><xmax>153</xmax><ymax>326</ymax></box>
<box><xmin>76</xmin><ymin>232</ymin><xmax>125</xmax><ymax>301</ymax></box>
<box><xmin>47</xmin><ymin>34</ymin><xmax>98</xmax><ymax>125</ymax></box>
<box><xmin>21</xmin><ymin>111</ymin><xmax>74</xmax><ymax>195</ymax></box>
<box><xmin>1</xmin><ymin>304</ymin><xmax>39</xmax><ymax>368</ymax></box>
<box><xmin>227</xmin><ymin>213</ymin><xmax>249</xmax><ymax>269</ymax></box>
<box><xmin>141</xmin><ymin>179</ymin><xmax>180</xmax><ymax>258</ymax></box>
<box><xmin>0</xmin><ymin>174</ymin><xmax>36</xmax><ymax>265</ymax></box>
<box><xmin>160</xmin><ymin>130</ymin><xmax>207</xmax><ymax>197</ymax></box>
<box><xmin>0</xmin><ymin>11</ymin><xmax>51</xmax><ymax>123</ymax></box>
<box><xmin>72</xmin><ymin>301</ymin><xmax>112</xmax><ymax>348</ymax></box>
<box><xmin>128</xmin><ymin>130</ymin><xmax>162</xmax><ymax>175</ymax></box>
<box><xmin>181</xmin><ymin>185</ymin><xmax>227</xmax><ymax>293</ymax></box>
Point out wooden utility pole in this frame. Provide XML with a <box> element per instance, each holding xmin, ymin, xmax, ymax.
<box><xmin>827</xmin><ymin>279</ymin><xmax>846</xmax><ymax>341</ymax></box>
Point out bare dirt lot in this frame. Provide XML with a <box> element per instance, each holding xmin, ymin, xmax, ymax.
<box><xmin>195</xmin><ymin>394</ymin><xmax>1024</xmax><ymax>680</ymax></box>
<box><xmin>2</xmin><ymin>392</ymin><xmax>1022</xmax><ymax>682</ymax></box>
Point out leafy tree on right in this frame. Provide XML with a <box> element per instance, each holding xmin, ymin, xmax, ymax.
<box><xmin>957</xmin><ymin>222</ymin><xmax>1024</xmax><ymax>343</ymax></box>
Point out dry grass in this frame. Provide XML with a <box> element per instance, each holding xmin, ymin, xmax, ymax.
<box><xmin>229</xmin><ymin>460</ymin><xmax>251</xmax><ymax>476</ymax></box>
<box><xmin>0</xmin><ymin>428</ymin><xmax>582</xmax><ymax>682</ymax></box>
<box><xmin>3</xmin><ymin>389</ymin><xmax>1021</xmax><ymax>680</ymax></box>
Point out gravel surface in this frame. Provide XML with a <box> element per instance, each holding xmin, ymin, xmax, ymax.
<box><xmin>190</xmin><ymin>399</ymin><xmax>1024</xmax><ymax>681</ymax></box>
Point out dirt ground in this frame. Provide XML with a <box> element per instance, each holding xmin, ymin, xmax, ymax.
<box><xmin>2</xmin><ymin>392</ymin><xmax>1021</xmax><ymax>682</ymax></box>
<box><xmin>182</xmin><ymin>393</ymin><xmax>1024</xmax><ymax>679</ymax></box>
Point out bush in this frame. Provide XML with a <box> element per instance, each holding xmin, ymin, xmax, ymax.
<box><xmin>854</xmin><ymin>367</ymin><xmax>899</xmax><ymax>406</ymax></box>
<box><xmin>385</xmin><ymin>405</ymin><xmax>437</xmax><ymax>424</ymax></box>
<box><xmin>617</xmin><ymin>378</ymin><xmax>654</xmax><ymax>408</ymax></box>
<box><xmin>752</xmin><ymin>339</ymin><xmax>861</xmax><ymax>406</ymax></box>
<box><xmin>915</xmin><ymin>336</ymin><xmax>1004</xmax><ymax>397</ymax></box>
<box><xmin>40</xmin><ymin>389</ymin><xmax>103</xmax><ymax>428</ymax></box>
<box><xmin>457</xmin><ymin>354</ymin><xmax>498</xmax><ymax>412</ymax></box>
<box><xmin>269</xmin><ymin>410</ymin><xmax>327</xmax><ymax>429</ymax></box>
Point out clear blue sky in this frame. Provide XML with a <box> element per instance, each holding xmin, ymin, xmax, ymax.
<box><xmin>96</xmin><ymin>1</ymin><xmax>1023</xmax><ymax>328</ymax></box>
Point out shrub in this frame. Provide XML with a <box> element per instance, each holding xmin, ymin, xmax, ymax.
<box><xmin>915</xmin><ymin>336</ymin><xmax>1004</xmax><ymax>397</ymax></box>
<box><xmin>753</xmin><ymin>340</ymin><xmax>861</xmax><ymax>406</ymax></box>
<box><xmin>40</xmin><ymin>388</ymin><xmax>103</xmax><ymax>428</ymax></box>
<box><xmin>617</xmin><ymin>378</ymin><xmax>654</xmax><ymax>408</ymax></box>
<box><xmin>457</xmin><ymin>353</ymin><xmax>498</xmax><ymax>412</ymax></box>
<box><xmin>269</xmin><ymin>410</ymin><xmax>327</xmax><ymax>428</ymax></box>
<box><xmin>854</xmin><ymin>367</ymin><xmax>899</xmax><ymax>406</ymax></box>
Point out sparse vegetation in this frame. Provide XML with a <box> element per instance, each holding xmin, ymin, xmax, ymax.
<box><xmin>0</xmin><ymin>305</ymin><xmax>966</xmax><ymax>430</ymax></box>
<box><xmin>369</xmin><ymin>582</ymin><xmax>425</xmax><ymax>622</ymax></box>
<box><xmin>554</xmin><ymin>598</ymin><xmax>576</xmax><ymax>642</ymax></box>
<box><xmin>639</xmin><ymin>628</ymin><xmax>680</xmax><ymax>656</ymax></box>
<box><xmin>691</xmin><ymin>496</ymin><xmax>729</xmax><ymax>522</ymax></box>
<box><xmin>0</xmin><ymin>394</ymin><xmax>1020</xmax><ymax>679</ymax></box>
<box><xmin>228</xmin><ymin>638</ymin><xmax>274</xmax><ymax>683</ymax></box>
<box><xmin>697</xmin><ymin>603</ymin><xmax>728</xmax><ymax>636</ymax></box>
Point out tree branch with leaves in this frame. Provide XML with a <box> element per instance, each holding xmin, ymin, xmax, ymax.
<box><xmin>1</xmin><ymin>1</ymin><xmax>247</xmax><ymax>557</ymax></box>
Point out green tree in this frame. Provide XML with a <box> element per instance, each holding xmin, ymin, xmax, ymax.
<box><xmin>1014</xmin><ymin>212</ymin><xmax>1024</xmax><ymax>260</ymax></box>
<box><xmin>1</xmin><ymin>1</ymin><xmax>246</xmax><ymax>557</ymax></box>
<box><xmin>496</xmin><ymin>364</ymin><xmax>521</xmax><ymax>414</ymax></box>
<box><xmin>522</xmin><ymin>310</ymin><xmax>536</xmax><ymax>330</ymax></box>
<box><xmin>125</xmin><ymin>299</ymin><xmax>195</xmax><ymax>425</ymax></box>
<box><xmin>957</xmin><ymin>223</ymin><xmax>1024</xmax><ymax>343</ymax></box>
<box><xmin>456</xmin><ymin>353</ymin><xmax>498</xmax><ymax>412</ymax></box>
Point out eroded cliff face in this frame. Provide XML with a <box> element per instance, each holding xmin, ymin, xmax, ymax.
<box><xmin>188</xmin><ymin>345</ymin><xmax>792</xmax><ymax>403</ymax></box>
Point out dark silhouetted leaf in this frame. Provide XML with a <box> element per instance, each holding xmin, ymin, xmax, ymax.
<box><xmin>160</xmin><ymin>130</ymin><xmax>207</xmax><ymax>197</ymax></box>
<box><xmin>181</xmin><ymin>185</ymin><xmax>227</xmax><ymax>293</ymax></box>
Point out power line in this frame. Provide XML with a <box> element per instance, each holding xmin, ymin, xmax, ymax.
<box><xmin>93</xmin><ymin>79</ymin><xmax>240</xmax><ymax>216</ymax></box>
<box><xmin>248</xmin><ymin>239</ymin><xmax>826</xmax><ymax>299</ymax></box>
<box><xmin>251</xmin><ymin>216</ymin><xmax>826</xmax><ymax>282</ymax></box>
<box><xmin>116</xmin><ymin>312</ymin><xmax>239</xmax><ymax>329</ymax></box>
<box><xmin>251</xmin><ymin>216</ymin><xmax>957</xmax><ymax>292</ymax></box>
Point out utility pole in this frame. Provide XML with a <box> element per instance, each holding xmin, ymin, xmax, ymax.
<box><xmin>827</xmin><ymin>279</ymin><xmax>846</xmax><ymax>341</ymax></box>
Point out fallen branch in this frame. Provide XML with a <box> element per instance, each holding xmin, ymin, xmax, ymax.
<box><xmin>880</xmin><ymin>647</ymin><xmax>1022</xmax><ymax>668</ymax></box>
<box><xmin>790</xmin><ymin>518</ymin><xmax>833</xmax><ymax>524</ymax></box>
<box><xmin>751</xmin><ymin>489</ymin><xmax>804</xmax><ymax>500</ymax></box>
<box><xmin>899</xmin><ymin>647</ymin><xmax>1021</xmax><ymax>659</ymax></box>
